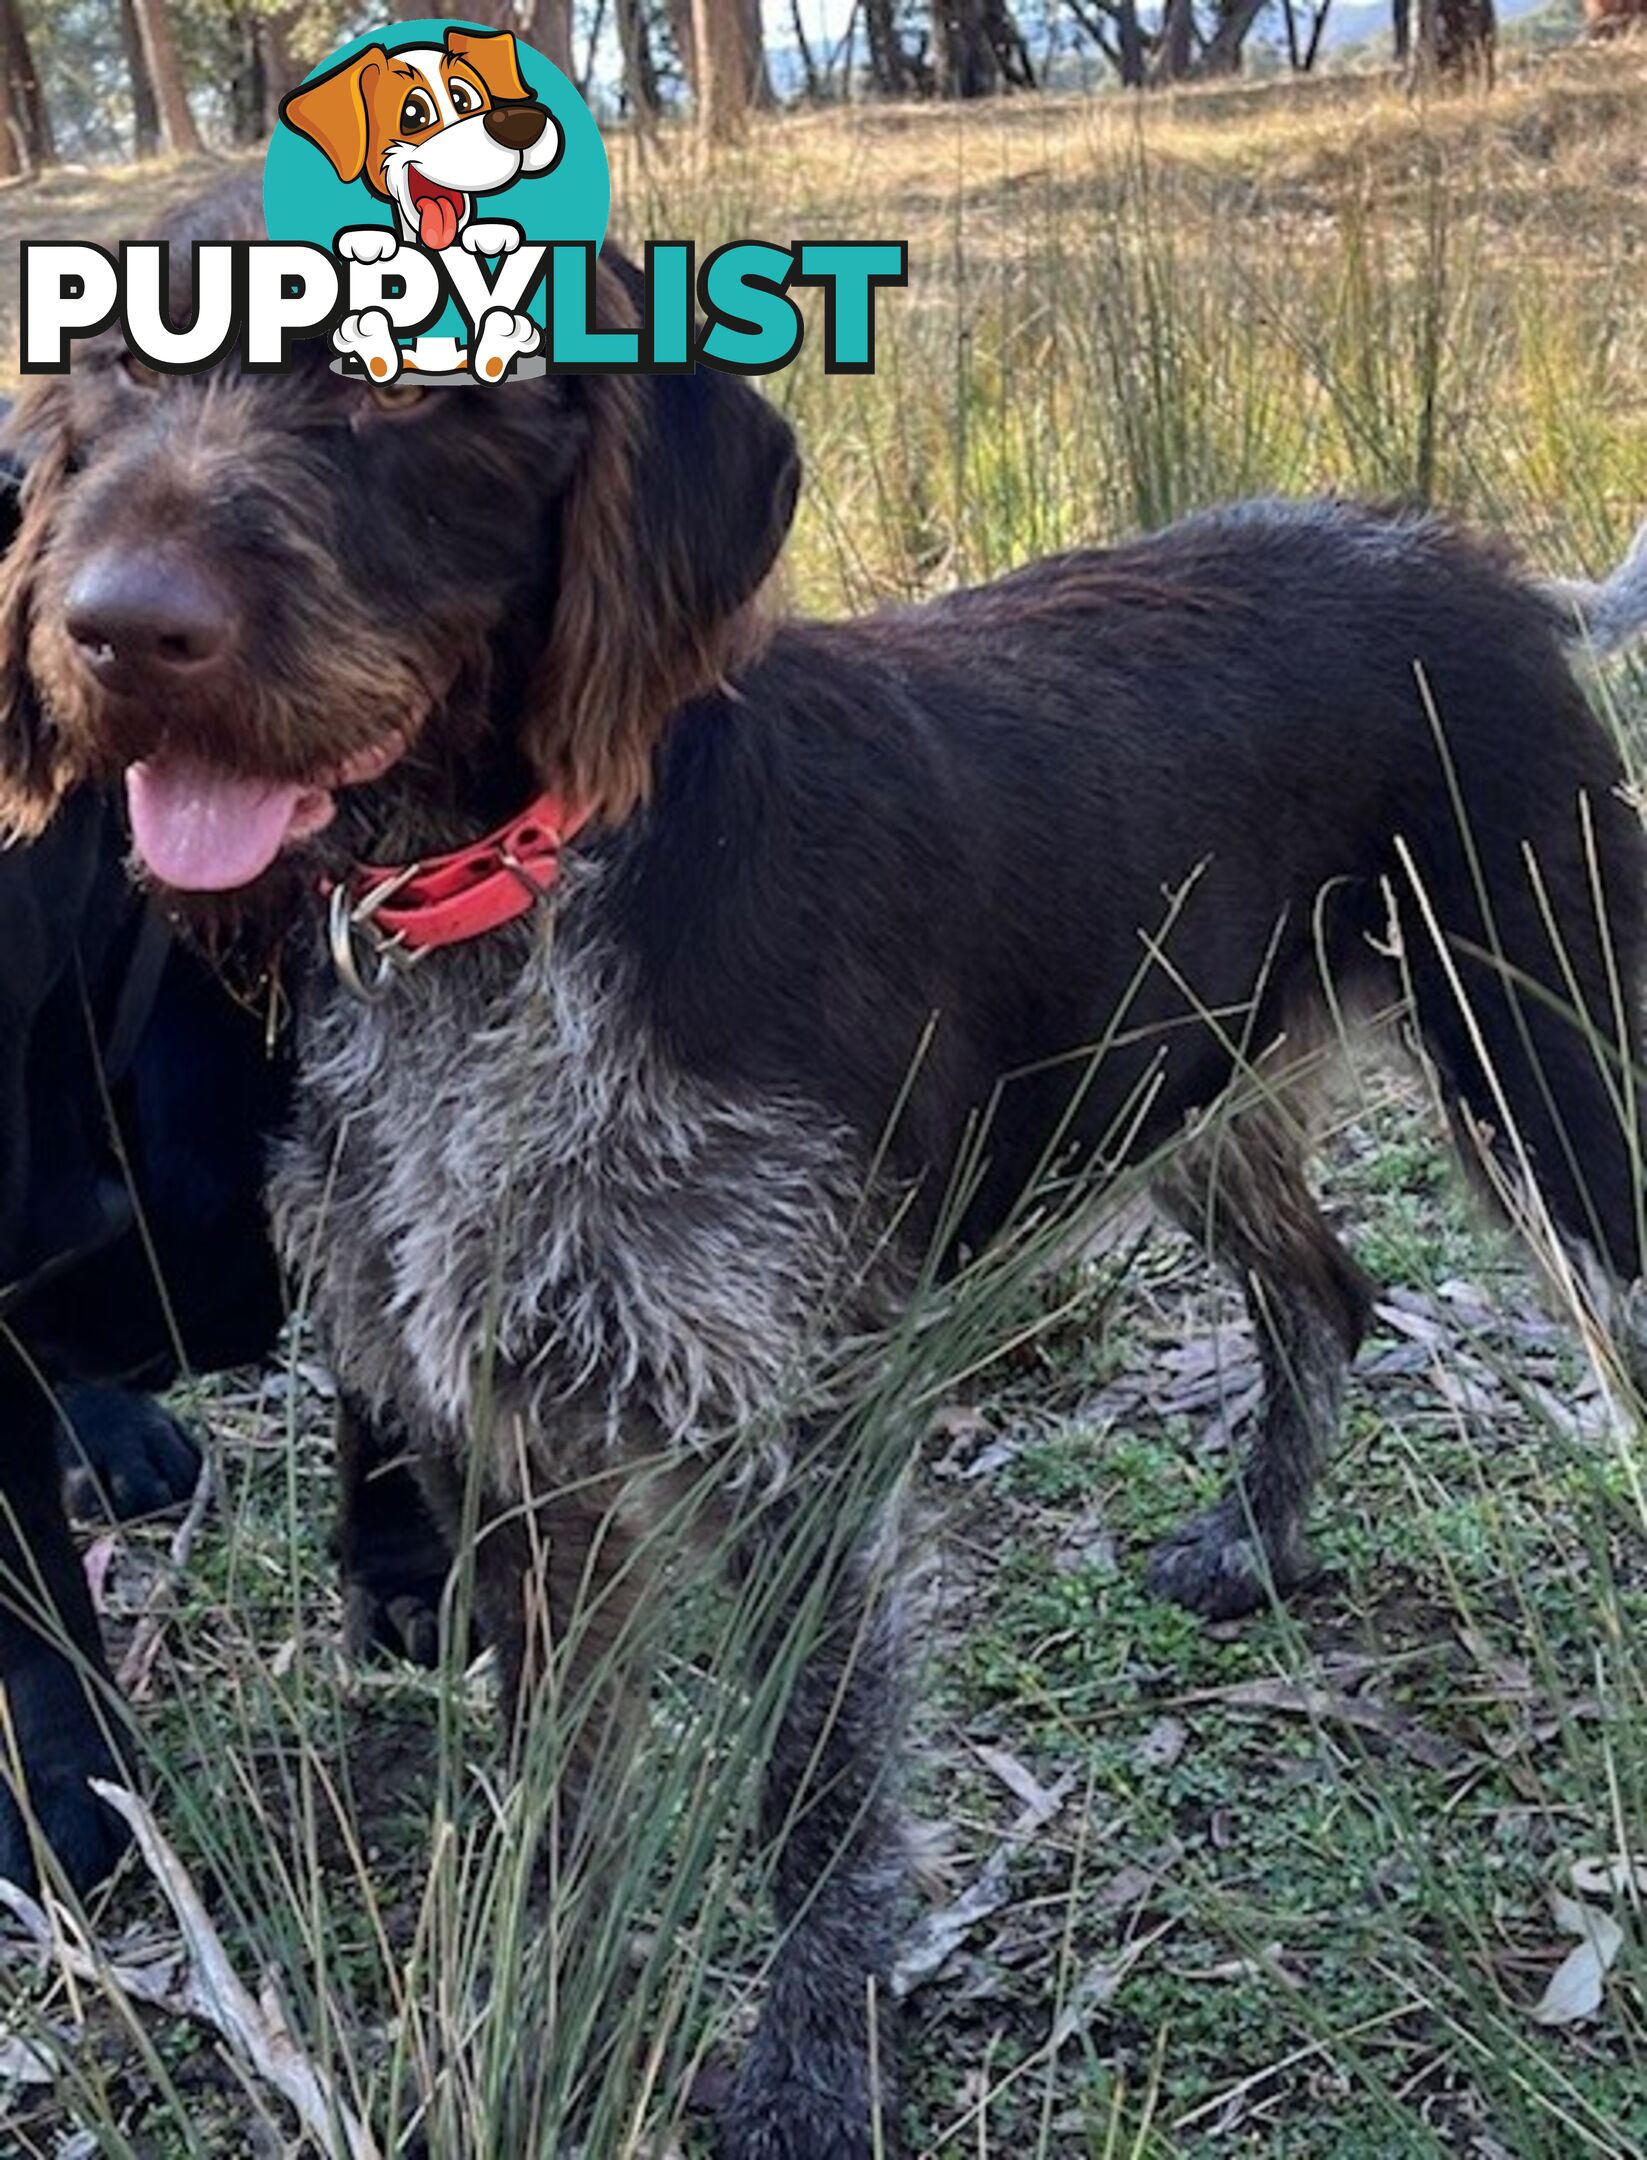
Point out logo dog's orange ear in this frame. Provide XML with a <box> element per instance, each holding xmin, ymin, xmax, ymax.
<box><xmin>446</xmin><ymin>28</ymin><xmax>533</xmax><ymax>102</ymax></box>
<box><xmin>280</xmin><ymin>47</ymin><xmax>387</xmax><ymax>185</ymax></box>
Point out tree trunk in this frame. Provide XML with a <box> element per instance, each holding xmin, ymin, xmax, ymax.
<box><xmin>118</xmin><ymin>0</ymin><xmax>160</xmax><ymax>156</ymax></box>
<box><xmin>790</xmin><ymin>0</ymin><xmax>822</xmax><ymax>96</ymax></box>
<box><xmin>131</xmin><ymin>0</ymin><xmax>203</xmax><ymax>155</ymax></box>
<box><xmin>525</xmin><ymin>0</ymin><xmax>575</xmax><ymax>75</ymax></box>
<box><xmin>616</xmin><ymin>0</ymin><xmax>660</xmax><ymax>115</ymax></box>
<box><xmin>0</xmin><ymin>20</ymin><xmax>19</xmax><ymax>180</ymax></box>
<box><xmin>259</xmin><ymin>10</ymin><xmax>307</xmax><ymax>117</ymax></box>
<box><xmin>1111</xmin><ymin>0</ymin><xmax>1147</xmax><ymax>83</ymax></box>
<box><xmin>1433</xmin><ymin>0</ymin><xmax>1495</xmax><ymax>75</ymax></box>
<box><xmin>227</xmin><ymin>9</ymin><xmax>266</xmax><ymax>144</ymax></box>
<box><xmin>1152</xmin><ymin>0</ymin><xmax>1196</xmax><ymax>79</ymax></box>
<box><xmin>743</xmin><ymin>0</ymin><xmax>776</xmax><ymax>103</ymax></box>
<box><xmin>982</xmin><ymin>0</ymin><xmax>1035</xmax><ymax>83</ymax></box>
<box><xmin>0</xmin><ymin>0</ymin><xmax>53</xmax><ymax>166</ymax></box>
<box><xmin>936</xmin><ymin>0</ymin><xmax>1000</xmax><ymax>92</ymax></box>
<box><xmin>1412</xmin><ymin>0</ymin><xmax>1494</xmax><ymax>77</ymax></box>
<box><xmin>864</xmin><ymin>0</ymin><xmax>915</xmax><ymax>90</ymax></box>
<box><xmin>1194</xmin><ymin>0</ymin><xmax>1267</xmax><ymax>72</ymax></box>
<box><xmin>690</xmin><ymin>0</ymin><xmax>763</xmax><ymax>136</ymax></box>
<box><xmin>1392</xmin><ymin>0</ymin><xmax>1410</xmax><ymax>57</ymax></box>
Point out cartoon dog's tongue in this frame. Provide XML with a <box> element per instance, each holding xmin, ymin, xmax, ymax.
<box><xmin>409</xmin><ymin>173</ymin><xmax>463</xmax><ymax>251</ymax></box>
<box><xmin>126</xmin><ymin>760</ymin><xmax>330</xmax><ymax>891</ymax></box>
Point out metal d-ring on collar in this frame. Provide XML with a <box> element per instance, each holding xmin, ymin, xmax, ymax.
<box><xmin>326</xmin><ymin>863</ymin><xmax>432</xmax><ymax>1003</ymax></box>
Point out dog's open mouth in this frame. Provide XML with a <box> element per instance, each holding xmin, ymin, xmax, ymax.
<box><xmin>125</xmin><ymin>736</ymin><xmax>407</xmax><ymax>892</ymax></box>
<box><xmin>407</xmin><ymin>169</ymin><xmax>466</xmax><ymax>252</ymax></box>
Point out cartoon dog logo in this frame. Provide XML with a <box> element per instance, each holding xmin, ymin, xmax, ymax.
<box><xmin>280</xmin><ymin>27</ymin><xmax>562</xmax><ymax>382</ymax></box>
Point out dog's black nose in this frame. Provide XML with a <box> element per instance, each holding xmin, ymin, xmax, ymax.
<box><xmin>65</xmin><ymin>552</ymin><xmax>233</xmax><ymax>685</ymax></box>
<box><xmin>484</xmin><ymin>104</ymin><xmax>548</xmax><ymax>151</ymax></box>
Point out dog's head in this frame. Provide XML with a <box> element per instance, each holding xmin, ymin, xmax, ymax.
<box><xmin>281</xmin><ymin>29</ymin><xmax>562</xmax><ymax>250</ymax></box>
<box><xmin>0</xmin><ymin>186</ymin><xmax>800</xmax><ymax>924</ymax></box>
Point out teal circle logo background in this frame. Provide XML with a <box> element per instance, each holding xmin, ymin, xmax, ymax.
<box><xmin>261</xmin><ymin>18</ymin><xmax>609</xmax><ymax>342</ymax></box>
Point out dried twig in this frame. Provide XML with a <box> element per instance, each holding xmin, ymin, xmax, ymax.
<box><xmin>1181</xmin><ymin>1674</ymin><xmax>1468</xmax><ymax>1774</ymax></box>
<box><xmin>117</xmin><ymin>1459</ymin><xmax>215</xmax><ymax>1699</ymax></box>
<box><xmin>0</xmin><ymin>1784</ymin><xmax>382</xmax><ymax>2160</ymax></box>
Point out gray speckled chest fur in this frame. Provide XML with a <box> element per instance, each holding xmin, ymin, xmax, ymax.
<box><xmin>269</xmin><ymin>875</ymin><xmax>883</xmax><ymax>1487</ymax></box>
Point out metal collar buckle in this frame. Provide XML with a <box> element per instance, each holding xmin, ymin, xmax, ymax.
<box><xmin>327</xmin><ymin>865</ymin><xmax>430</xmax><ymax>1003</ymax></box>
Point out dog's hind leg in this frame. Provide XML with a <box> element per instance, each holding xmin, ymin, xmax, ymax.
<box><xmin>724</xmin><ymin>1491</ymin><xmax>913</xmax><ymax>2160</ymax></box>
<box><xmin>1147</xmin><ymin>1109</ymin><xmax>1375</xmax><ymax>1620</ymax></box>
<box><xmin>1401</xmin><ymin>801</ymin><xmax>1647</xmax><ymax>1403</ymax></box>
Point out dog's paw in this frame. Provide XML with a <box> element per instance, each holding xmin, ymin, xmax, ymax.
<box><xmin>337</xmin><ymin>226</ymin><xmax>399</xmax><ymax>264</ymax></box>
<box><xmin>334</xmin><ymin>309</ymin><xmax>403</xmax><ymax>383</ymax></box>
<box><xmin>462</xmin><ymin>221</ymin><xmax>523</xmax><ymax>257</ymax></box>
<box><xmin>342</xmin><ymin>1570</ymin><xmax>445</xmax><ymax>1670</ymax></box>
<box><xmin>1145</xmin><ymin>1500</ymin><xmax>1309</xmax><ymax>1620</ymax></box>
<box><xmin>0</xmin><ymin>1752</ymin><xmax>133</xmax><ymax>1898</ymax></box>
<box><xmin>470</xmin><ymin>308</ymin><xmax>538</xmax><ymax>382</ymax></box>
<box><xmin>57</xmin><ymin>1385</ymin><xmax>202</xmax><ymax>1523</ymax></box>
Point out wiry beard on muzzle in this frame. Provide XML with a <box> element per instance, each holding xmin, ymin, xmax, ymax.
<box><xmin>26</xmin><ymin>515</ymin><xmax>449</xmax><ymax>791</ymax></box>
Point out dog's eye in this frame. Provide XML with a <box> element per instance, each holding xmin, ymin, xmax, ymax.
<box><xmin>368</xmin><ymin>381</ymin><xmax>429</xmax><ymax>415</ymax></box>
<box><xmin>400</xmin><ymin>89</ymin><xmax>436</xmax><ymax>132</ymax></box>
<box><xmin>449</xmin><ymin>80</ymin><xmax>480</xmax><ymax>115</ymax></box>
<box><xmin>121</xmin><ymin>353</ymin><xmax>162</xmax><ymax>389</ymax></box>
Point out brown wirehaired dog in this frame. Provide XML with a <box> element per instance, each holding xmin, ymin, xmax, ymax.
<box><xmin>3</xmin><ymin>186</ymin><xmax>1647</xmax><ymax>2157</ymax></box>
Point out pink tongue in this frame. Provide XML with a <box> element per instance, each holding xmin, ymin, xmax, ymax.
<box><xmin>418</xmin><ymin>193</ymin><xmax>459</xmax><ymax>250</ymax></box>
<box><xmin>126</xmin><ymin>761</ymin><xmax>312</xmax><ymax>891</ymax></box>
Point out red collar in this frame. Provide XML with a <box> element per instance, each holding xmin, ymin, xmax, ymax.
<box><xmin>337</xmin><ymin>791</ymin><xmax>594</xmax><ymax>957</ymax></box>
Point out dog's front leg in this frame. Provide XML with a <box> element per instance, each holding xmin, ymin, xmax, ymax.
<box><xmin>336</xmin><ymin>227</ymin><xmax>399</xmax><ymax>264</ymax></box>
<box><xmin>334</xmin><ymin>1398</ymin><xmax>452</xmax><ymax>1670</ymax></box>
<box><xmin>333</xmin><ymin>308</ymin><xmax>403</xmax><ymax>386</ymax></box>
<box><xmin>470</xmin><ymin>308</ymin><xmax>539</xmax><ymax>383</ymax></box>
<box><xmin>456</xmin><ymin>1436</ymin><xmax>655</xmax><ymax>1858</ymax></box>
<box><xmin>461</xmin><ymin>221</ymin><xmax>523</xmax><ymax>258</ymax></box>
<box><xmin>0</xmin><ymin>1346</ymin><xmax>134</xmax><ymax>1893</ymax></box>
<box><xmin>723</xmin><ymin>1491</ymin><xmax>912</xmax><ymax>2160</ymax></box>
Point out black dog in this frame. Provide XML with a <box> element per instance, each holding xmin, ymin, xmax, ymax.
<box><xmin>0</xmin><ymin>768</ymin><xmax>286</xmax><ymax>1890</ymax></box>
<box><xmin>5</xmin><ymin>198</ymin><xmax>1647</xmax><ymax>2154</ymax></box>
<box><xmin>0</xmin><ymin>454</ymin><xmax>447</xmax><ymax>1893</ymax></box>
<box><xmin>0</xmin><ymin>776</ymin><xmax>453</xmax><ymax>1892</ymax></box>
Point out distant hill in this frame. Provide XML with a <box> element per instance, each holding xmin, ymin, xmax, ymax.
<box><xmin>759</xmin><ymin>0</ymin><xmax>1581</xmax><ymax>90</ymax></box>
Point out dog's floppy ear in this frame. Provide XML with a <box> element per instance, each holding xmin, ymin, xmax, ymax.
<box><xmin>446</xmin><ymin>28</ymin><xmax>533</xmax><ymax>102</ymax></box>
<box><xmin>279</xmin><ymin>46</ymin><xmax>388</xmax><ymax>186</ymax></box>
<box><xmin>523</xmin><ymin>263</ymin><xmax>801</xmax><ymax>823</ymax></box>
<box><xmin>0</xmin><ymin>390</ymin><xmax>75</xmax><ymax>843</ymax></box>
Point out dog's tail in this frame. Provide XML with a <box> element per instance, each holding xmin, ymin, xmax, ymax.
<box><xmin>1544</xmin><ymin>516</ymin><xmax>1647</xmax><ymax>656</ymax></box>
